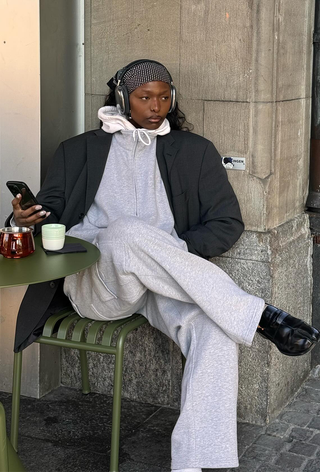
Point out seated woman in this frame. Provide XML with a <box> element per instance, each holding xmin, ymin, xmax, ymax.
<box><xmin>10</xmin><ymin>59</ymin><xmax>319</xmax><ymax>471</ymax></box>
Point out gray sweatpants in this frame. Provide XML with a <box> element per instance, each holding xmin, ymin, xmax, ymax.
<box><xmin>64</xmin><ymin>217</ymin><xmax>265</xmax><ymax>469</ymax></box>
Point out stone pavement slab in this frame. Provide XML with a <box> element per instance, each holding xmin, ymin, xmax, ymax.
<box><xmin>1</xmin><ymin>368</ymin><xmax>320</xmax><ymax>471</ymax></box>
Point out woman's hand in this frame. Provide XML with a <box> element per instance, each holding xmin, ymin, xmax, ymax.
<box><xmin>11</xmin><ymin>194</ymin><xmax>51</xmax><ymax>227</ymax></box>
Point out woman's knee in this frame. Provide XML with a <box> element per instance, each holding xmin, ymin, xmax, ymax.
<box><xmin>104</xmin><ymin>216</ymin><xmax>148</xmax><ymax>241</ymax></box>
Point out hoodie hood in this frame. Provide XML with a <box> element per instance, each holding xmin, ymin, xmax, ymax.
<box><xmin>97</xmin><ymin>106</ymin><xmax>170</xmax><ymax>145</ymax></box>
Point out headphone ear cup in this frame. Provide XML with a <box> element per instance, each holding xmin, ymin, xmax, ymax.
<box><xmin>114</xmin><ymin>86</ymin><xmax>125</xmax><ymax>114</ymax></box>
<box><xmin>122</xmin><ymin>86</ymin><xmax>130</xmax><ymax>116</ymax></box>
<box><xmin>115</xmin><ymin>85</ymin><xmax>130</xmax><ymax>116</ymax></box>
<box><xmin>169</xmin><ymin>85</ymin><xmax>177</xmax><ymax>114</ymax></box>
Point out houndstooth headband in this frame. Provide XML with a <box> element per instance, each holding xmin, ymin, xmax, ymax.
<box><xmin>108</xmin><ymin>60</ymin><xmax>172</xmax><ymax>94</ymax></box>
<box><xmin>122</xmin><ymin>61</ymin><xmax>172</xmax><ymax>93</ymax></box>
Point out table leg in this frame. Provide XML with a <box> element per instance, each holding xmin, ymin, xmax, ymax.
<box><xmin>11</xmin><ymin>351</ymin><xmax>22</xmax><ymax>451</ymax></box>
<box><xmin>0</xmin><ymin>403</ymin><xmax>9</xmax><ymax>472</ymax></box>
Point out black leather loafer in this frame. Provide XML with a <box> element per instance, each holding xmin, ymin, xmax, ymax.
<box><xmin>257</xmin><ymin>305</ymin><xmax>320</xmax><ymax>356</ymax></box>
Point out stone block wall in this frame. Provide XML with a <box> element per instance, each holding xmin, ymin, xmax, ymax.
<box><xmin>62</xmin><ymin>0</ymin><xmax>315</xmax><ymax>424</ymax></box>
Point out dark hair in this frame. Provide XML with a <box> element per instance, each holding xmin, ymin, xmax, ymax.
<box><xmin>103</xmin><ymin>89</ymin><xmax>193</xmax><ymax>131</ymax></box>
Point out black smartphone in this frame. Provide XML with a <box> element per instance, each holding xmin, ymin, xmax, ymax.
<box><xmin>6</xmin><ymin>180</ymin><xmax>45</xmax><ymax>217</ymax></box>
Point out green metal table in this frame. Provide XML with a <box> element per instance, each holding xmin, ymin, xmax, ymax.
<box><xmin>0</xmin><ymin>234</ymin><xmax>100</xmax><ymax>471</ymax></box>
<box><xmin>0</xmin><ymin>235</ymin><xmax>100</xmax><ymax>289</ymax></box>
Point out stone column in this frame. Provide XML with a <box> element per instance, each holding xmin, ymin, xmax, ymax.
<box><xmin>67</xmin><ymin>0</ymin><xmax>314</xmax><ymax>424</ymax></box>
<box><xmin>192</xmin><ymin>0</ymin><xmax>314</xmax><ymax>423</ymax></box>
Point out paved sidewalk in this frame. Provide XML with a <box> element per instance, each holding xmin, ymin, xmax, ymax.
<box><xmin>1</xmin><ymin>368</ymin><xmax>320</xmax><ymax>471</ymax></box>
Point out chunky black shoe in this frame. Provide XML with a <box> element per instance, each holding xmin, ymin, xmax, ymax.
<box><xmin>257</xmin><ymin>305</ymin><xmax>320</xmax><ymax>356</ymax></box>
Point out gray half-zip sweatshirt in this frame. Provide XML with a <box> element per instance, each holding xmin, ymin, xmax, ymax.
<box><xmin>67</xmin><ymin>107</ymin><xmax>187</xmax><ymax>251</ymax></box>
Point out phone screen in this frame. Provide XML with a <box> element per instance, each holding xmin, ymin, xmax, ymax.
<box><xmin>19</xmin><ymin>187</ymin><xmax>38</xmax><ymax>210</ymax></box>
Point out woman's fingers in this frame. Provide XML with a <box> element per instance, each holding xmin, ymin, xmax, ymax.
<box><xmin>11</xmin><ymin>194</ymin><xmax>51</xmax><ymax>227</ymax></box>
<box><xmin>13</xmin><ymin>210</ymin><xmax>51</xmax><ymax>227</ymax></box>
<box><xmin>29</xmin><ymin>212</ymin><xmax>51</xmax><ymax>225</ymax></box>
<box><xmin>11</xmin><ymin>193</ymin><xmax>23</xmax><ymax>211</ymax></box>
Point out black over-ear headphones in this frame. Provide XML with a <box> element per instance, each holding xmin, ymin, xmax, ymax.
<box><xmin>107</xmin><ymin>59</ymin><xmax>177</xmax><ymax>117</ymax></box>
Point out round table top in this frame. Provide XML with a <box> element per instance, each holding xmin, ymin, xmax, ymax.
<box><xmin>0</xmin><ymin>235</ymin><xmax>100</xmax><ymax>289</ymax></box>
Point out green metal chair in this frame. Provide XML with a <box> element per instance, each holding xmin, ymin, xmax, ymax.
<box><xmin>10</xmin><ymin>307</ymin><xmax>148</xmax><ymax>472</ymax></box>
<box><xmin>0</xmin><ymin>402</ymin><xmax>26</xmax><ymax>472</ymax></box>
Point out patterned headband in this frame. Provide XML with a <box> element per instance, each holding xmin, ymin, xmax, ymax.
<box><xmin>122</xmin><ymin>61</ymin><xmax>172</xmax><ymax>94</ymax></box>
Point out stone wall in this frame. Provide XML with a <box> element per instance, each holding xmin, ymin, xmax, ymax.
<box><xmin>62</xmin><ymin>0</ymin><xmax>315</xmax><ymax>424</ymax></box>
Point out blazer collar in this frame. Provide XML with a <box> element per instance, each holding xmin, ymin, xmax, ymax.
<box><xmin>93</xmin><ymin>129</ymin><xmax>108</xmax><ymax>137</ymax></box>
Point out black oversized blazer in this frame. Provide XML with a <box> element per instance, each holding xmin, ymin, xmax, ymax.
<box><xmin>9</xmin><ymin>129</ymin><xmax>244</xmax><ymax>352</ymax></box>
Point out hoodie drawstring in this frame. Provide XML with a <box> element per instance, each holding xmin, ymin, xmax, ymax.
<box><xmin>132</xmin><ymin>129</ymin><xmax>152</xmax><ymax>146</ymax></box>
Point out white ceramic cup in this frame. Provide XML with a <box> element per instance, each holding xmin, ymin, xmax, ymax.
<box><xmin>42</xmin><ymin>224</ymin><xmax>66</xmax><ymax>251</ymax></box>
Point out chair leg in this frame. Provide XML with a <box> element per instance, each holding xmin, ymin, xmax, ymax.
<box><xmin>109</xmin><ymin>345</ymin><xmax>125</xmax><ymax>472</ymax></box>
<box><xmin>0</xmin><ymin>403</ymin><xmax>9</xmax><ymax>472</ymax></box>
<box><xmin>10</xmin><ymin>351</ymin><xmax>22</xmax><ymax>451</ymax></box>
<box><xmin>6</xmin><ymin>439</ymin><xmax>26</xmax><ymax>472</ymax></box>
<box><xmin>79</xmin><ymin>350</ymin><xmax>90</xmax><ymax>394</ymax></box>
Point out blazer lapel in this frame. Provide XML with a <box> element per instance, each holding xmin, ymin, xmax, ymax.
<box><xmin>156</xmin><ymin>134</ymin><xmax>179</xmax><ymax>214</ymax></box>
<box><xmin>85</xmin><ymin>131</ymin><xmax>112</xmax><ymax>213</ymax></box>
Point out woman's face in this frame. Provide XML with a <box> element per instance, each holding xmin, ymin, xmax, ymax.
<box><xmin>129</xmin><ymin>81</ymin><xmax>171</xmax><ymax>130</ymax></box>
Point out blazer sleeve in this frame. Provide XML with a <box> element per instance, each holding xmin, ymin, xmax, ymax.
<box><xmin>35</xmin><ymin>143</ymin><xmax>66</xmax><ymax>223</ymax></box>
<box><xmin>20</xmin><ymin>143</ymin><xmax>68</xmax><ymax>235</ymax></box>
<box><xmin>180</xmin><ymin>141</ymin><xmax>244</xmax><ymax>258</ymax></box>
<box><xmin>4</xmin><ymin>144</ymin><xmax>65</xmax><ymax>231</ymax></box>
